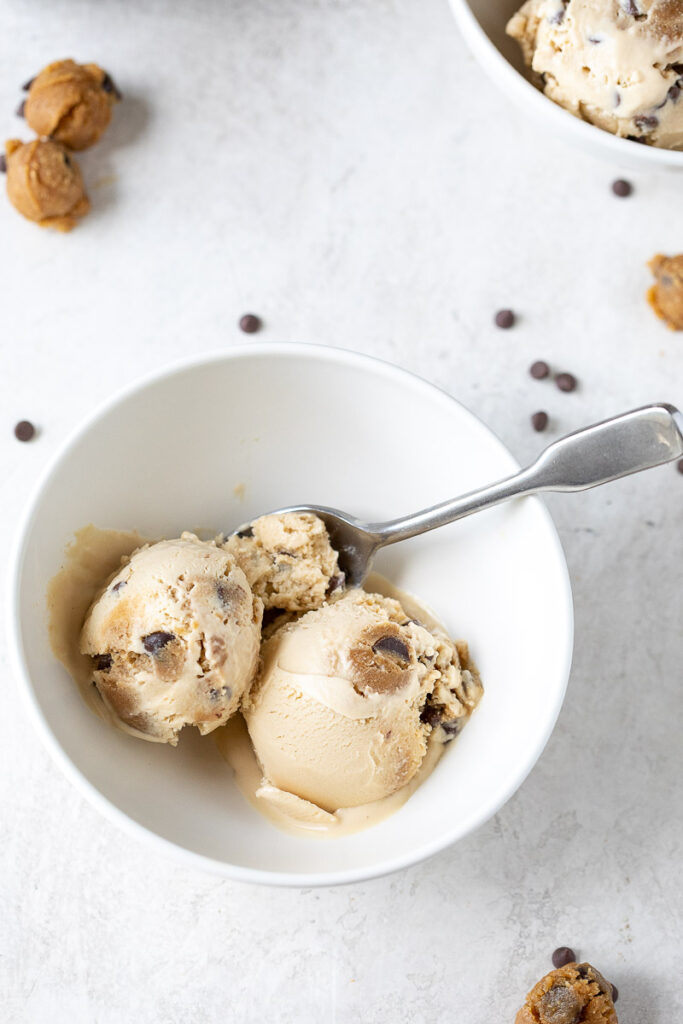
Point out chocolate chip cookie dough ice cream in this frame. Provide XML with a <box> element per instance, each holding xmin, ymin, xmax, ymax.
<box><xmin>507</xmin><ymin>0</ymin><xmax>683</xmax><ymax>149</ymax></box>
<box><xmin>24</xmin><ymin>59</ymin><xmax>120</xmax><ymax>150</ymax></box>
<box><xmin>223</xmin><ymin>512</ymin><xmax>342</xmax><ymax>613</ymax></box>
<box><xmin>243</xmin><ymin>589</ymin><xmax>482</xmax><ymax>814</ymax></box>
<box><xmin>80</xmin><ymin>534</ymin><xmax>262</xmax><ymax>744</ymax></box>
<box><xmin>4</xmin><ymin>138</ymin><xmax>90</xmax><ymax>230</ymax></box>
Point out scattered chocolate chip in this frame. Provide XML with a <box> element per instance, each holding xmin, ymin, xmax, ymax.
<box><xmin>611</xmin><ymin>178</ymin><xmax>632</xmax><ymax>197</ymax></box>
<box><xmin>577</xmin><ymin>965</ymin><xmax>591</xmax><ymax>980</ymax></box>
<box><xmin>101</xmin><ymin>72</ymin><xmax>122</xmax><ymax>100</ymax></box>
<box><xmin>239</xmin><ymin>313</ymin><xmax>261</xmax><ymax>334</ymax></box>
<box><xmin>677</xmin><ymin>459</ymin><xmax>683</xmax><ymax>474</ymax></box>
<box><xmin>95</xmin><ymin>654</ymin><xmax>113</xmax><ymax>671</ymax></box>
<box><xmin>494</xmin><ymin>309</ymin><xmax>515</xmax><ymax>329</ymax></box>
<box><xmin>626</xmin><ymin>134</ymin><xmax>647</xmax><ymax>144</ymax></box>
<box><xmin>549</xmin><ymin>8</ymin><xmax>565</xmax><ymax>23</ymax></box>
<box><xmin>668</xmin><ymin>84</ymin><xmax>681</xmax><ymax>103</ymax></box>
<box><xmin>552</xmin><ymin>946</ymin><xmax>576</xmax><ymax>968</ymax></box>
<box><xmin>372</xmin><ymin>635</ymin><xmax>411</xmax><ymax>662</ymax></box>
<box><xmin>555</xmin><ymin>372</ymin><xmax>577</xmax><ymax>393</ymax></box>
<box><xmin>235</xmin><ymin>525</ymin><xmax>254</xmax><ymax>538</ymax></box>
<box><xmin>216</xmin><ymin>581</ymin><xmax>246</xmax><ymax>607</ymax></box>
<box><xmin>614</xmin><ymin>91</ymin><xmax>621</xmax><ymax>108</ymax></box>
<box><xmin>142</xmin><ymin>631</ymin><xmax>176</xmax><ymax>654</ymax></box>
<box><xmin>63</xmin><ymin>152</ymin><xmax>71</xmax><ymax>168</ymax></box>
<box><xmin>14</xmin><ymin>420</ymin><xmax>35</xmax><ymax>442</ymax></box>
<box><xmin>325</xmin><ymin>573</ymin><xmax>345</xmax><ymax>596</ymax></box>
<box><xmin>634</xmin><ymin>114</ymin><xmax>658</xmax><ymax>131</ymax></box>
<box><xmin>16</xmin><ymin>100</ymin><xmax>25</xmax><ymax>117</ymax></box>
<box><xmin>22</xmin><ymin>76</ymin><xmax>35</xmax><ymax>91</ymax></box>
<box><xmin>588</xmin><ymin>35</ymin><xmax>602</xmax><ymax>43</ymax></box>
<box><xmin>672</xmin><ymin>64</ymin><xmax>683</xmax><ymax>75</ymax></box>
<box><xmin>0</xmin><ymin>154</ymin><xmax>6</xmax><ymax>174</ymax></box>
<box><xmin>622</xmin><ymin>0</ymin><xmax>639</xmax><ymax>12</ymax></box>
<box><xmin>111</xmin><ymin>580</ymin><xmax>127</xmax><ymax>593</ymax></box>
<box><xmin>530</xmin><ymin>360</ymin><xmax>550</xmax><ymax>379</ymax></box>
<box><xmin>611</xmin><ymin>984</ymin><xmax>619</xmax><ymax>1003</ymax></box>
<box><xmin>420</xmin><ymin>704</ymin><xmax>442</xmax><ymax>728</ymax></box>
<box><xmin>531</xmin><ymin>411</ymin><xmax>549</xmax><ymax>432</ymax></box>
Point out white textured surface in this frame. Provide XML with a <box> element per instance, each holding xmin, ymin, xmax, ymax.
<box><xmin>1</xmin><ymin>1</ymin><xmax>681</xmax><ymax>1021</ymax></box>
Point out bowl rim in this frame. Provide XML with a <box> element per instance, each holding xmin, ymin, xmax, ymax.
<box><xmin>448</xmin><ymin>0</ymin><xmax>683</xmax><ymax>169</ymax></box>
<box><xmin>7</xmin><ymin>343</ymin><xmax>574</xmax><ymax>887</ymax></box>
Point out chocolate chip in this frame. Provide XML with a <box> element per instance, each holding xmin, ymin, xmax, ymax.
<box><xmin>262</xmin><ymin>607</ymin><xmax>286</xmax><ymax>628</ymax></box>
<box><xmin>235</xmin><ymin>525</ymin><xmax>254</xmax><ymax>538</ymax></box>
<box><xmin>668</xmin><ymin>84</ymin><xmax>681</xmax><ymax>102</ymax></box>
<box><xmin>14</xmin><ymin>420</ymin><xmax>35</xmax><ymax>442</ymax></box>
<box><xmin>530</xmin><ymin>360</ymin><xmax>550</xmax><ymax>379</ymax></box>
<box><xmin>111</xmin><ymin>580</ymin><xmax>127</xmax><ymax>593</ymax></box>
<box><xmin>16</xmin><ymin>100</ymin><xmax>25</xmax><ymax>117</ymax></box>
<box><xmin>552</xmin><ymin>946</ymin><xmax>576</xmax><ymax>968</ymax></box>
<box><xmin>372</xmin><ymin>635</ymin><xmax>411</xmax><ymax>662</ymax></box>
<box><xmin>611</xmin><ymin>984</ymin><xmax>618</xmax><ymax>1003</ymax></box>
<box><xmin>63</xmin><ymin>152</ymin><xmax>71</xmax><ymax>168</ymax></box>
<box><xmin>0</xmin><ymin>154</ymin><xmax>6</xmax><ymax>174</ymax></box>
<box><xmin>531</xmin><ymin>411</ymin><xmax>549</xmax><ymax>432</ymax></box>
<box><xmin>539</xmin><ymin>985</ymin><xmax>581</xmax><ymax>1021</ymax></box>
<box><xmin>216</xmin><ymin>581</ymin><xmax>246</xmax><ymax>607</ymax></box>
<box><xmin>576</xmin><ymin>965</ymin><xmax>591</xmax><ymax>980</ymax></box>
<box><xmin>622</xmin><ymin>0</ymin><xmax>639</xmax><ymax>12</ymax></box>
<box><xmin>555</xmin><ymin>372</ymin><xmax>577</xmax><ymax>392</ymax></box>
<box><xmin>549</xmin><ymin>8</ymin><xmax>565</xmax><ymax>23</ymax></box>
<box><xmin>95</xmin><ymin>654</ymin><xmax>112</xmax><ymax>671</ymax></box>
<box><xmin>672</xmin><ymin>64</ymin><xmax>683</xmax><ymax>75</ymax></box>
<box><xmin>626</xmin><ymin>134</ymin><xmax>647</xmax><ymax>144</ymax></box>
<box><xmin>209</xmin><ymin>685</ymin><xmax>232</xmax><ymax>701</ymax></box>
<box><xmin>101</xmin><ymin>72</ymin><xmax>122</xmax><ymax>100</ymax></box>
<box><xmin>239</xmin><ymin>313</ymin><xmax>262</xmax><ymax>334</ymax></box>
<box><xmin>634</xmin><ymin>114</ymin><xmax>658</xmax><ymax>130</ymax></box>
<box><xmin>441</xmin><ymin>719</ymin><xmax>461</xmax><ymax>738</ymax></box>
<box><xmin>494</xmin><ymin>309</ymin><xmax>515</xmax><ymax>329</ymax></box>
<box><xmin>142</xmin><ymin>631</ymin><xmax>176</xmax><ymax>654</ymax></box>
<box><xmin>420</xmin><ymin>704</ymin><xmax>442</xmax><ymax>728</ymax></box>
<box><xmin>22</xmin><ymin>76</ymin><xmax>35</xmax><ymax>91</ymax></box>
<box><xmin>325</xmin><ymin>573</ymin><xmax>345</xmax><ymax>596</ymax></box>
<box><xmin>588</xmin><ymin>35</ymin><xmax>602</xmax><ymax>43</ymax></box>
<box><xmin>611</xmin><ymin>178</ymin><xmax>632</xmax><ymax>197</ymax></box>
<box><xmin>677</xmin><ymin>459</ymin><xmax>683</xmax><ymax>474</ymax></box>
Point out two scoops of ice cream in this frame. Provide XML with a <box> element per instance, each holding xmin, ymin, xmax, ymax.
<box><xmin>78</xmin><ymin>512</ymin><xmax>482</xmax><ymax>822</ymax></box>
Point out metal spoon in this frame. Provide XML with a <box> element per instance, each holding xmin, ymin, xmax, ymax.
<box><xmin>259</xmin><ymin>403</ymin><xmax>683</xmax><ymax>587</ymax></box>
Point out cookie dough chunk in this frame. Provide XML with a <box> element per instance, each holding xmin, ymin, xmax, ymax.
<box><xmin>80</xmin><ymin>535</ymin><xmax>263</xmax><ymax>744</ymax></box>
<box><xmin>648</xmin><ymin>253</ymin><xmax>683</xmax><ymax>329</ymax></box>
<box><xmin>224</xmin><ymin>513</ymin><xmax>343</xmax><ymax>613</ymax></box>
<box><xmin>516</xmin><ymin>963</ymin><xmax>618</xmax><ymax>1024</ymax></box>
<box><xmin>4</xmin><ymin>138</ymin><xmax>90</xmax><ymax>231</ymax></box>
<box><xmin>24</xmin><ymin>59</ymin><xmax>119</xmax><ymax>150</ymax></box>
<box><xmin>507</xmin><ymin>0</ymin><xmax>683</xmax><ymax>149</ymax></box>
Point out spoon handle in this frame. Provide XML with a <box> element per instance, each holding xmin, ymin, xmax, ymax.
<box><xmin>372</xmin><ymin>404</ymin><xmax>683</xmax><ymax>547</ymax></box>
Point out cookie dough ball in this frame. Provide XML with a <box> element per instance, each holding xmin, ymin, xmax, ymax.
<box><xmin>24</xmin><ymin>59</ymin><xmax>119</xmax><ymax>151</ymax></box>
<box><xmin>224</xmin><ymin>513</ymin><xmax>343</xmax><ymax>613</ymax></box>
<box><xmin>4</xmin><ymin>138</ymin><xmax>90</xmax><ymax>231</ymax></box>
<box><xmin>80</xmin><ymin>535</ymin><xmax>263</xmax><ymax>744</ymax></box>
<box><xmin>516</xmin><ymin>963</ymin><xmax>618</xmax><ymax>1024</ymax></box>
<box><xmin>507</xmin><ymin>0</ymin><xmax>683</xmax><ymax>149</ymax></box>
<box><xmin>648</xmin><ymin>253</ymin><xmax>683</xmax><ymax>329</ymax></box>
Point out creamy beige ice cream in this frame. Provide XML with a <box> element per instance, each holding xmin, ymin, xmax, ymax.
<box><xmin>223</xmin><ymin>512</ymin><xmax>342</xmax><ymax>613</ymax></box>
<box><xmin>80</xmin><ymin>533</ymin><xmax>262</xmax><ymax>744</ymax></box>
<box><xmin>507</xmin><ymin>0</ymin><xmax>683</xmax><ymax>149</ymax></box>
<box><xmin>243</xmin><ymin>589</ymin><xmax>482</xmax><ymax>813</ymax></box>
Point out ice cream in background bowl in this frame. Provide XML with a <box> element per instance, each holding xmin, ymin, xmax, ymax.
<box><xmin>449</xmin><ymin>0</ymin><xmax>683</xmax><ymax>168</ymax></box>
<box><xmin>9</xmin><ymin>346</ymin><xmax>573</xmax><ymax>885</ymax></box>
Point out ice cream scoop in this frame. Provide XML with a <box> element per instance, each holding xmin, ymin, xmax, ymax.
<box><xmin>243</xmin><ymin>590</ymin><xmax>482</xmax><ymax>812</ymax></box>
<box><xmin>257</xmin><ymin>405</ymin><xmax>683</xmax><ymax>587</ymax></box>
<box><xmin>80</xmin><ymin>533</ymin><xmax>262</xmax><ymax>743</ymax></box>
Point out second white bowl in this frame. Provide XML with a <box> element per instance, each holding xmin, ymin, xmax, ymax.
<box><xmin>449</xmin><ymin>0</ymin><xmax>683</xmax><ymax>171</ymax></box>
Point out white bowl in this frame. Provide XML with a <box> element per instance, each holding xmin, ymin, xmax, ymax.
<box><xmin>449</xmin><ymin>0</ymin><xmax>683</xmax><ymax>171</ymax></box>
<box><xmin>9</xmin><ymin>346</ymin><xmax>573</xmax><ymax>886</ymax></box>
